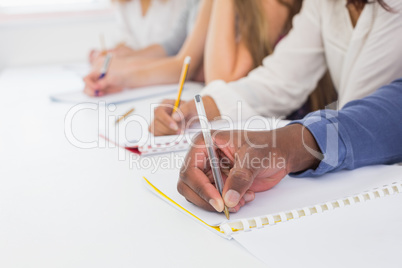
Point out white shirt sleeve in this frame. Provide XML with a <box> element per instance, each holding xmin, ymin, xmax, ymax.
<box><xmin>200</xmin><ymin>0</ymin><xmax>327</xmax><ymax>121</ymax></box>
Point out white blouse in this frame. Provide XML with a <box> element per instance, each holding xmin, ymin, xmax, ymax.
<box><xmin>200</xmin><ymin>0</ymin><xmax>402</xmax><ymax>120</ymax></box>
<box><xmin>114</xmin><ymin>0</ymin><xmax>184</xmax><ymax>50</ymax></box>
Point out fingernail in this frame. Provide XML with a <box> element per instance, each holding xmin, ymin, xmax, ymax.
<box><xmin>172</xmin><ymin>113</ymin><xmax>180</xmax><ymax>121</ymax></box>
<box><xmin>95</xmin><ymin>90</ymin><xmax>99</xmax><ymax>96</ymax></box>
<box><xmin>209</xmin><ymin>199</ymin><xmax>223</xmax><ymax>212</ymax></box>
<box><xmin>169</xmin><ymin>122</ymin><xmax>178</xmax><ymax>131</ymax></box>
<box><xmin>243</xmin><ymin>191</ymin><xmax>255</xmax><ymax>203</ymax></box>
<box><xmin>224</xmin><ymin>190</ymin><xmax>240</xmax><ymax>208</ymax></box>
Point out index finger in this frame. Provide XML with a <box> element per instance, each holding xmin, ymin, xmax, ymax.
<box><xmin>179</xmin><ymin>135</ymin><xmax>224</xmax><ymax>212</ymax></box>
<box><xmin>178</xmin><ymin>167</ymin><xmax>223</xmax><ymax>212</ymax></box>
<box><xmin>83</xmin><ymin>71</ymin><xmax>101</xmax><ymax>96</ymax></box>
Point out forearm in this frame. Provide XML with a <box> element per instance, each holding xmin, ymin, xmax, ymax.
<box><xmin>127</xmin><ymin>44</ymin><xmax>167</xmax><ymax>59</ymax></box>
<box><xmin>124</xmin><ymin>56</ymin><xmax>184</xmax><ymax>88</ymax></box>
<box><xmin>291</xmin><ymin>78</ymin><xmax>402</xmax><ymax>177</ymax></box>
<box><xmin>175</xmin><ymin>0</ymin><xmax>213</xmax><ymax>79</ymax></box>
<box><xmin>204</xmin><ymin>0</ymin><xmax>253</xmax><ymax>83</ymax></box>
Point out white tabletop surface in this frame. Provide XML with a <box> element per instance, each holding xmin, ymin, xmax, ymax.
<box><xmin>0</xmin><ymin>64</ymin><xmax>266</xmax><ymax>268</ymax></box>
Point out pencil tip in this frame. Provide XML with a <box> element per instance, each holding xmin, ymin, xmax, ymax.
<box><xmin>224</xmin><ymin>206</ymin><xmax>230</xmax><ymax>220</ymax></box>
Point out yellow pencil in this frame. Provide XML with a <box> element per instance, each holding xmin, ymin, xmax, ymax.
<box><xmin>173</xmin><ymin>56</ymin><xmax>191</xmax><ymax>113</ymax></box>
<box><xmin>116</xmin><ymin>108</ymin><xmax>135</xmax><ymax>124</ymax></box>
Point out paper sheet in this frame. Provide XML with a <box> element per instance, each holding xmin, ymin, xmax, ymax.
<box><xmin>234</xmin><ymin>191</ymin><xmax>402</xmax><ymax>268</ymax></box>
<box><xmin>50</xmin><ymin>82</ymin><xmax>204</xmax><ymax>105</ymax></box>
<box><xmin>144</xmin><ymin>164</ymin><xmax>402</xmax><ymax>227</ymax></box>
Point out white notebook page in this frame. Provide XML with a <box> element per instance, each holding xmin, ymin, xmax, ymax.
<box><xmin>50</xmin><ymin>82</ymin><xmax>204</xmax><ymax>105</ymax></box>
<box><xmin>234</xmin><ymin>190</ymin><xmax>402</xmax><ymax>268</ymax></box>
<box><xmin>144</xmin><ymin>164</ymin><xmax>402</xmax><ymax>227</ymax></box>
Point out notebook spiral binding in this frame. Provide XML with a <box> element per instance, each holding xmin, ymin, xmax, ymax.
<box><xmin>220</xmin><ymin>181</ymin><xmax>402</xmax><ymax>236</ymax></box>
<box><xmin>139</xmin><ymin>140</ymin><xmax>189</xmax><ymax>155</ymax></box>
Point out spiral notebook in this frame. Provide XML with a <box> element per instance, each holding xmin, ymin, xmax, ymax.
<box><xmin>234</xmin><ymin>190</ymin><xmax>402</xmax><ymax>267</ymax></box>
<box><xmin>142</xmin><ymin>163</ymin><xmax>402</xmax><ymax>239</ymax></box>
<box><xmin>101</xmin><ymin>118</ymin><xmax>290</xmax><ymax>156</ymax></box>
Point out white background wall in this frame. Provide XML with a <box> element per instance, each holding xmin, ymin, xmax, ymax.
<box><xmin>0</xmin><ymin>10</ymin><xmax>118</xmax><ymax>69</ymax></box>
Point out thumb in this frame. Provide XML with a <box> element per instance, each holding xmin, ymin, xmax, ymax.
<box><xmin>222</xmin><ymin>146</ymin><xmax>256</xmax><ymax>208</ymax></box>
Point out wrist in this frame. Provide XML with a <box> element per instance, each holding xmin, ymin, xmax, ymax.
<box><xmin>284</xmin><ymin>124</ymin><xmax>322</xmax><ymax>173</ymax></box>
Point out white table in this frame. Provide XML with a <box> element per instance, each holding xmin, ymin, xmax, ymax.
<box><xmin>0</xmin><ymin>65</ymin><xmax>266</xmax><ymax>268</ymax></box>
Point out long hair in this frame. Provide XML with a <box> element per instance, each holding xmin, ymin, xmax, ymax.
<box><xmin>233</xmin><ymin>0</ymin><xmax>303</xmax><ymax>69</ymax></box>
<box><xmin>347</xmin><ymin>0</ymin><xmax>391</xmax><ymax>10</ymax></box>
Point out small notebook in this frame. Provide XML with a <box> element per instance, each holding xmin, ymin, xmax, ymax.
<box><xmin>50</xmin><ymin>82</ymin><xmax>204</xmax><ymax>105</ymax></box>
<box><xmin>101</xmin><ymin>132</ymin><xmax>196</xmax><ymax>156</ymax></box>
<box><xmin>99</xmin><ymin>114</ymin><xmax>199</xmax><ymax>156</ymax></box>
<box><xmin>101</xmin><ymin>118</ymin><xmax>290</xmax><ymax>156</ymax></box>
<box><xmin>142</xmin><ymin>163</ymin><xmax>402</xmax><ymax>239</ymax></box>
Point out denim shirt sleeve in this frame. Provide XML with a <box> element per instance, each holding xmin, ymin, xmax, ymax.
<box><xmin>289</xmin><ymin>78</ymin><xmax>402</xmax><ymax>177</ymax></box>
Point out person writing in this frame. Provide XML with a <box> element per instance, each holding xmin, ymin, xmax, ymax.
<box><xmin>84</xmin><ymin>0</ymin><xmax>202</xmax><ymax>96</ymax></box>
<box><xmin>178</xmin><ymin>78</ymin><xmax>402</xmax><ymax>213</ymax></box>
<box><xmin>151</xmin><ymin>0</ymin><xmax>402</xmax><ymax>136</ymax></box>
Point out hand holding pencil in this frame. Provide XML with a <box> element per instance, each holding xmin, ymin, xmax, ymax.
<box><xmin>177</xmin><ymin>124</ymin><xmax>322</xmax><ymax>214</ymax></box>
<box><xmin>83</xmin><ymin>55</ymin><xmax>129</xmax><ymax>97</ymax></box>
<box><xmin>149</xmin><ymin>96</ymin><xmax>221</xmax><ymax>136</ymax></box>
<box><xmin>149</xmin><ymin>56</ymin><xmax>221</xmax><ymax>136</ymax></box>
<box><xmin>150</xmin><ymin>56</ymin><xmax>192</xmax><ymax>135</ymax></box>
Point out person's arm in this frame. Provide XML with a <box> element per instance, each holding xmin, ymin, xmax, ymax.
<box><xmin>290</xmin><ymin>78</ymin><xmax>402</xmax><ymax>177</ymax></box>
<box><xmin>204</xmin><ymin>0</ymin><xmax>291</xmax><ymax>84</ymax></box>
<box><xmin>123</xmin><ymin>0</ymin><xmax>212</xmax><ymax>88</ymax></box>
<box><xmin>177</xmin><ymin>78</ymin><xmax>402</xmax><ymax>213</ymax></box>
<box><xmin>200</xmin><ymin>0</ymin><xmax>326</xmax><ymax>120</ymax></box>
<box><xmin>204</xmin><ymin>0</ymin><xmax>254</xmax><ymax>83</ymax></box>
<box><xmin>113</xmin><ymin>44</ymin><xmax>167</xmax><ymax>59</ymax></box>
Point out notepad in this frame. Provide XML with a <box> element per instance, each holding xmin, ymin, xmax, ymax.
<box><xmin>99</xmin><ymin>114</ymin><xmax>198</xmax><ymax>156</ymax></box>
<box><xmin>142</xmin><ymin>164</ymin><xmax>402</xmax><ymax>239</ymax></box>
<box><xmin>50</xmin><ymin>82</ymin><xmax>204</xmax><ymax>105</ymax></box>
<box><xmin>101</xmin><ymin>118</ymin><xmax>290</xmax><ymax>156</ymax></box>
<box><xmin>101</xmin><ymin>132</ymin><xmax>196</xmax><ymax>156</ymax></box>
<box><xmin>234</xmin><ymin>189</ymin><xmax>402</xmax><ymax>267</ymax></box>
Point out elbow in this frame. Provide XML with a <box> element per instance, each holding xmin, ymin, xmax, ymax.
<box><xmin>205</xmin><ymin>71</ymin><xmax>244</xmax><ymax>85</ymax></box>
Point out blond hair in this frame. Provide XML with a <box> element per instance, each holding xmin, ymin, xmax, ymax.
<box><xmin>233</xmin><ymin>0</ymin><xmax>303</xmax><ymax>68</ymax></box>
<box><xmin>234</xmin><ymin>0</ymin><xmax>337</xmax><ymax>114</ymax></box>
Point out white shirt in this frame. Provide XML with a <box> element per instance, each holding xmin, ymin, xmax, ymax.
<box><xmin>160</xmin><ymin>0</ymin><xmax>201</xmax><ymax>56</ymax></box>
<box><xmin>201</xmin><ymin>0</ymin><xmax>402</xmax><ymax>120</ymax></box>
<box><xmin>114</xmin><ymin>0</ymin><xmax>184</xmax><ymax>50</ymax></box>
